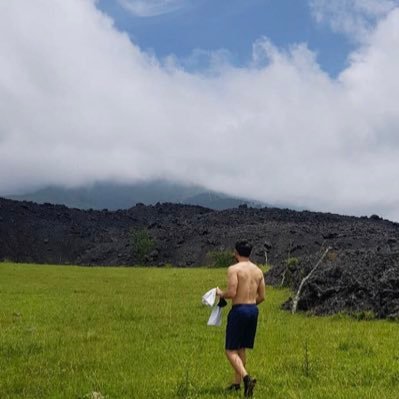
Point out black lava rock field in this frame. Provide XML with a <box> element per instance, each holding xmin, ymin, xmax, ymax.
<box><xmin>1</xmin><ymin>197</ymin><xmax>399</xmax><ymax>318</ymax></box>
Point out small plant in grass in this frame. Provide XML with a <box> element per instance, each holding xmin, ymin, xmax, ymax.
<box><xmin>176</xmin><ymin>370</ymin><xmax>191</xmax><ymax>398</ymax></box>
<box><xmin>207</xmin><ymin>249</ymin><xmax>234</xmax><ymax>268</ymax></box>
<box><xmin>130</xmin><ymin>228</ymin><xmax>156</xmax><ymax>263</ymax></box>
<box><xmin>352</xmin><ymin>310</ymin><xmax>376</xmax><ymax>321</ymax></box>
<box><xmin>81</xmin><ymin>392</ymin><xmax>106</xmax><ymax>399</ymax></box>
<box><xmin>302</xmin><ymin>340</ymin><xmax>311</xmax><ymax>377</ymax></box>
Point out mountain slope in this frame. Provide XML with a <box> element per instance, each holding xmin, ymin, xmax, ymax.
<box><xmin>6</xmin><ymin>181</ymin><xmax>266</xmax><ymax>210</ymax></box>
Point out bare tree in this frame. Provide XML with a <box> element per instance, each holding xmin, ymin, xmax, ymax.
<box><xmin>291</xmin><ymin>247</ymin><xmax>331</xmax><ymax>314</ymax></box>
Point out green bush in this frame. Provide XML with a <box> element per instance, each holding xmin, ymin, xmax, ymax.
<box><xmin>130</xmin><ymin>229</ymin><xmax>155</xmax><ymax>263</ymax></box>
<box><xmin>207</xmin><ymin>249</ymin><xmax>235</xmax><ymax>268</ymax></box>
<box><xmin>286</xmin><ymin>256</ymin><xmax>300</xmax><ymax>267</ymax></box>
<box><xmin>352</xmin><ymin>310</ymin><xmax>376</xmax><ymax>321</ymax></box>
<box><xmin>261</xmin><ymin>263</ymin><xmax>273</xmax><ymax>273</ymax></box>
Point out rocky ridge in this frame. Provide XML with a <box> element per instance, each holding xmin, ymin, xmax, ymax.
<box><xmin>1</xmin><ymin>197</ymin><xmax>399</xmax><ymax>318</ymax></box>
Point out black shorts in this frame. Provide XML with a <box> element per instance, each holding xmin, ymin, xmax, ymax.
<box><xmin>225</xmin><ymin>304</ymin><xmax>259</xmax><ymax>350</ymax></box>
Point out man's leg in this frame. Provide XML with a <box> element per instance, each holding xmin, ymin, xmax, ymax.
<box><xmin>238</xmin><ymin>348</ymin><xmax>246</xmax><ymax>368</ymax></box>
<box><xmin>226</xmin><ymin>348</ymin><xmax>256</xmax><ymax>397</ymax></box>
<box><xmin>225</xmin><ymin>349</ymin><xmax>248</xmax><ymax>380</ymax></box>
<box><xmin>232</xmin><ymin>349</ymin><xmax>246</xmax><ymax>384</ymax></box>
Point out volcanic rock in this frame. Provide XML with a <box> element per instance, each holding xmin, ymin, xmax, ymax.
<box><xmin>1</xmin><ymin>197</ymin><xmax>399</xmax><ymax>318</ymax></box>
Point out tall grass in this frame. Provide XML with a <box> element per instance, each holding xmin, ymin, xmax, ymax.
<box><xmin>0</xmin><ymin>263</ymin><xmax>398</xmax><ymax>398</ymax></box>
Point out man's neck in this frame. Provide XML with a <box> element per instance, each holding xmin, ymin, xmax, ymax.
<box><xmin>236</xmin><ymin>256</ymin><xmax>250</xmax><ymax>263</ymax></box>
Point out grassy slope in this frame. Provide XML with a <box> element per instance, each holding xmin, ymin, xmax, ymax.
<box><xmin>0</xmin><ymin>263</ymin><xmax>398</xmax><ymax>399</ymax></box>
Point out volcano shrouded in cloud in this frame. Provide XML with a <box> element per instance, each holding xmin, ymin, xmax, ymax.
<box><xmin>1</xmin><ymin>0</ymin><xmax>399</xmax><ymax>220</ymax></box>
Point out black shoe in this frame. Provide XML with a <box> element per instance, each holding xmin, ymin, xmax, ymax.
<box><xmin>243</xmin><ymin>375</ymin><xmax>256</xmax><ymax>397</ymax></box>
<box><xmin>225</xmin><ymin>383</ymin><xmax>241</xmax><ymax>391</ymax></box>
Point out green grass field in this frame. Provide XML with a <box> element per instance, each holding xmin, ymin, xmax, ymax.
<box><xmin>1</xmin><ymin>263</ymin><xmax>398</xmax><ymax>399</ymax></box>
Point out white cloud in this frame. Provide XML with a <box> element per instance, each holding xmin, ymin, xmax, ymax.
<box><xmin>118</xmin><ymin>0</ymin><xmax>185</xmax><ymax>17</ymax></box>
<box><xmin>1</xmin><ymin>0</ymin><xmax>399</xmax><ymax>221</ymax></box>
<box><xmin>310</xmin><ymin>0</ymin><xmax>399</xmax><ymax>41</ymax></box>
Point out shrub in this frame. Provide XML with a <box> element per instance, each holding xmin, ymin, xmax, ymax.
<box><xmin>262</xmin><ymin>263</ymin><xmax>272</xmax><ymax>273</ymax></box>
<box><xmin>352</xmin><ymin>310</ymin><xmax>376</xmax><ymax>321</ymax></box>
<box><xmin>130</xmin><ymin>229</ymin><xmax>155</xmax><ymax>263</ymax></box>
<box><xmin>286</xmin><ymin>257</ymin><xmax>300</xmax><ymax>267</ymax></box>
<box><xmin>207</xmin><ymin>249</ymin><xmax>234</xmax><ymax>268</ymax></box>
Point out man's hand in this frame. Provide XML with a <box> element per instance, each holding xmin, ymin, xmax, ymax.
<box><xmin>216</xmin><ymin>287</ymin><xmax>223</xmax><ymax>297</ymax></box>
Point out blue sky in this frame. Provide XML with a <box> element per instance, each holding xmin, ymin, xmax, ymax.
<box><xmin>97</xmin><ymin>0</ymin><xmax>354</xmax><ymax>76</ymax></box>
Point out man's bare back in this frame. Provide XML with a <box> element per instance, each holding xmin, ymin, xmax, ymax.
<box><xmin>223</xmin><ymin>261</ymin><xmax>265</xmax><ymax>305</ymax></box>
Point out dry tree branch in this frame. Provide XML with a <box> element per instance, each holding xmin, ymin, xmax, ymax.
<box><xmin>291</xmin><ymin>246</ymin><xmax>331</xmax><ymax>314</ymax></box>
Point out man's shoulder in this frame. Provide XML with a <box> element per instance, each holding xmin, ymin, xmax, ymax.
<box><xmin>250</xmin><ymin>262</ymin><xmax>264</xmax><ymax>277</ymax></box>
<box><xmin>227</xmin><ymin>263</ymin><xmax>241</xmax><ymax>272</ymax></box>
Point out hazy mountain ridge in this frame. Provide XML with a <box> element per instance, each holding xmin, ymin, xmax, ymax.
<box><xmin>6</xmin><ymin>181</ymin><xmax>266</xmax><ymax>211</ymax></box>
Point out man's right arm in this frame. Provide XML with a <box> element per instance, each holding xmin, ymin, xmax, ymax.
<box><xmin>216</xmin><ymin>267</ymin><xmax>238</xmax><ymax>300</ymax></box>
<box><xmin>256</xmin><ymin>273</ymin><xmax>266</xmax><ymax>305</ymax></box>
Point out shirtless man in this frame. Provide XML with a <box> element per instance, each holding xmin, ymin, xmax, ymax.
<box><xmin>216</xmin><ymin>240</ymin><xmax>265</xmax><ymax>398</ymax></box>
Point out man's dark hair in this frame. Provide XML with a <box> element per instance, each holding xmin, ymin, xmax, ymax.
<box><xmin>235</xmin><ymin>240</ymin><xmax>253</xmax><ymax>257</ymax></box>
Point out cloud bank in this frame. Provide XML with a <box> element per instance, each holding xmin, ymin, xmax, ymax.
<box><xmin>310</xmin><ymin>0</ymin><xmax>399</xmax><ymax>41</ymax></box>
<box><xmin>1</xmin><ymin>0</ymin><xmax>399</xmax><ymax>221</ymax></box>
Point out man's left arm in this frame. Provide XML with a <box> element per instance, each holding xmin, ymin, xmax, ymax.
<box><xmin>216</xmin><ymin>268</ymin><xmax>238</xmax><ymax>299</ymax></box>
<box><xmin>256</xmin><ymin>273</ymin><xmax>266</xmax><ymax>305</ymax></box>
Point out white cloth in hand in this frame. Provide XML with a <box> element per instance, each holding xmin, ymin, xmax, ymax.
<box><xmin>202</xmin><ymin>288</ymin><xmax>217</xmax><ymax>307</ymax></box>
<box><xmin>202</xmin><ymin>288</ymin><xmax>223</xmax><ymax>326</ymax></box>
